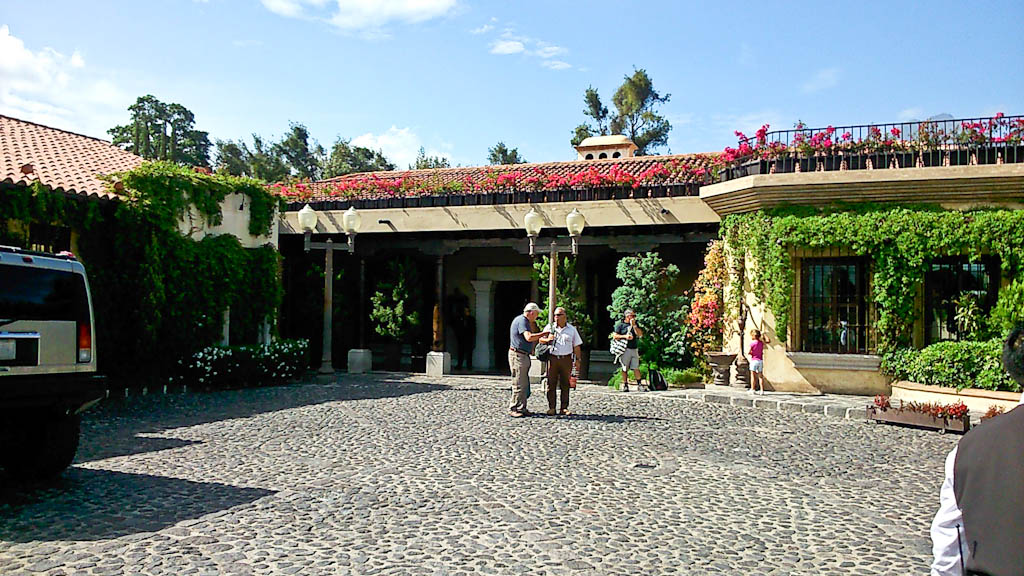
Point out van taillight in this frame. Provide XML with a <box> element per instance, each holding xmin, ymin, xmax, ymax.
<box><xmin>77</xmin><ymin>322</ymin><xmax>92</xmax><ymax>363</ymax></box>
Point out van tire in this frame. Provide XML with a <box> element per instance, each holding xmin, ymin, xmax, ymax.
<box><xmin>0</xmin><ymin>413</ymin><xmax>81</xmax><ymax>480</ymax></box>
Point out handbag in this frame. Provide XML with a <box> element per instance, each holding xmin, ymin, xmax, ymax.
<box><xmin>534</xmin><ymin>341</ymin><xmax>552</xmax><ymax>362</ymax></box>
<box><xmin>609</xmin><ymin>331</ymin><xmax>628</xmax><ymax>357</ymax></box>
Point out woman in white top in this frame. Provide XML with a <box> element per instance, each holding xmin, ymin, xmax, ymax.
<box><xmin>540</xmin><ymin>306</ymin><xmax>584</xmax><ymax>416</ymax></box>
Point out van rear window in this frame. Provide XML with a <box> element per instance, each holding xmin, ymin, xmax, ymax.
<box><xmin>0</xmin><ymin>266</ymin><xmax>88</xmax><ymax>323</ymax></box>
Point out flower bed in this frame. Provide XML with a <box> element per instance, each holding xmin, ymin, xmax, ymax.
<box><xmin>867</xmin><ymin>394</ymin><xmax>970</xmax><ymax>433</ymax></box>
<box><xmin>169</xmin><ymin>339</ymin><xmax>310</xmax><ymax>389</ymax></box>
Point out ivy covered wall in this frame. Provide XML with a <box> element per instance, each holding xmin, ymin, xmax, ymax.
<box><xmin>0</xmin><ymin>163</ymin><xmax>283</xmax><ymax>384</ymax></box>
<box><xmin>722</xmin><ymin>204</ymin><xmax>1024</xmax><ymax>352</ymax></box>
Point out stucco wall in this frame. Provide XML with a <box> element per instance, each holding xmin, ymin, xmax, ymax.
<box><xmin>178</xmin><ymin>193</ymin><xmax>279</xmax><ymax>248</ymax></box>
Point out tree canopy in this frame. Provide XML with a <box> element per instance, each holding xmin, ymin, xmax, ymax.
<box><xmin>109</xmin><ymin>95</ymin><xmax>212</xmax><ymax>166</ymax></box>
<box><xmin>275</xmin><ymin>122</ymin><xmax>325</xmax><ymax>180</ymax></box>
<box><xmin>487</xmin><ymin>142</ymin><xmax>527</xmax><ymax>165</ymax></box>
<box><xmin>411</xmin><ymin>147</ymin><xmax>450</xmax><ymax>170</ymax></box>
<box><xmin>323</xmin><ymin>138</ymin><xmax>396</xmax><ymax>178</ymax></box>
<box><xmin>569</xmin><ymin>69</ymin><xmax>672</xmax><ymax>155</ymax></box>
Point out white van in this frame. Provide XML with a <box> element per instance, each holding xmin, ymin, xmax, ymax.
<box><xmin>0</xmin><ymin>245</ymin><xmax>104</xmax><ymax>479</ymax></box>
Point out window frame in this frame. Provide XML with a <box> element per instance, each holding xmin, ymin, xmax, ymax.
<box><xmin>798</xmin><ymin>256</ymin><xmax>872</xmax><ymax>354</ymax></box>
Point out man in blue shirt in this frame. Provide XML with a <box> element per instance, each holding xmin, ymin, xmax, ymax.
<box><xmin>508</xmin><ymin>302</ymin><xmax>549</xmax><ymax>418</ymax></box>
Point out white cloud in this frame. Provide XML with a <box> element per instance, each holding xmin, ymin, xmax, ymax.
<box><xmin>490</xmin><ymin>39</ymin><xmax>525</xmax><ymax>54</ymax></box>
<box><xmin>470</xmin><ymin>24</ymin><xmax>493</xmax><ymax>35</ymax></box>
<box><xmin>801</xmin><ymin>68</ymin><xmax>840</xmax><ymax>94</ymax></box>
<box><xmin>0</xmin><ymin>25</ymin><xmax>130</xmax><ymax>139</ymax></box>
<box><xmin>351</xmin><ymin>126</ymin><xmax>450</xmax><ymax>170</ymax></box>
<box><xmin>486</xmin><ymin>28</ymin><xmax>571</xmax><ymax>70</ymax></box>
<box><xmin>541</xmin><ymin>60</ymin><xmax>570</xmax><ymax>70</ymax></box>
<box><xmin>533</xmin><ymin>44</ymin><xmax>565</xmax><ymax>59</ymax></box>
<box><xmin>261</xmin><ymin>0</ymin><xmax>457</xmax><ymax>33</ymax></box>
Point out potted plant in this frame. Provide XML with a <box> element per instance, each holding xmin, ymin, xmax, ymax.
<box><xmin>370</xmin><ymin>256</ymin><xmax>423</xmax><ymax>370</ymax></box>
<box><xmin>866</xmin><ymin>395</ymin><xmax>970</xmax><ymax>433</ymax></box>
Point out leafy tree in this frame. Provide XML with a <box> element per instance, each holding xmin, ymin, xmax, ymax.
<box><xmin>245</xmin><ymin>135</ymin><xmax>290</xmax><ymax>183</ymax></box>
<box><xmin>214</xmin><ymin>140</ymin><xmax>249</xmax><ymax>177</ymax></box>
<box><xmin>370</xmin><ymin>256</ymin><xmax>422</xmax><ymax>342</ymax></box>
<box><xmin>610</xmin><ymin>69</ymin><xmax>671</xmax><ymax>154</ymax></box>
<box><xmin>608</xmin><ymin>252</ymin><xmax>691</xmax><ymax>368</ymax></box>
<box><xmin>411</xmin><ymin>147</ymin><xmax>450</xmax><ymax>170</ymax></box>
<box><xmin>533</xmin><ymin>255</ymin><xmax>593</xmax><ymax>347</ymax></box>
<box><xmin>569</xmin><ymin>69</ymin><xmax>672</xmax><ymax>154</ymax></box>
<box><xmin>487</xmin><ymin>142</ymin><xmax>527</xmax><ymax>165</ymax></box>
<box><xmin>275</xmin><ymin>122</ymin><xmax>325</xmax><ymax>180</ymax></box>
<box><xmin>109</xmin><ymin>94</ymin><xmax>211</xmax><ymax>166</ymax></box>
<box><xmin>323</xmin><ymin>138</ymin><xmax>396</xmax><ymax>178</ymax></box>
<box><xmin>571</xmin><ymin>86</ymin><xmax>610</xmax><ymax>146</ymax></box>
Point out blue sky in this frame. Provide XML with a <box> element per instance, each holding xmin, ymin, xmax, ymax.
<box><xmin>2</xmin><ymin>0</ymin><xmax>1022</xmax><ymax>169</ymax></box>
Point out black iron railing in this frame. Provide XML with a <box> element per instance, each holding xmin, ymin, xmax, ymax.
<box><xmin>725</xmin><ymin>114</ymin><xmax>1024</xmax><ymax>179</ymax></box>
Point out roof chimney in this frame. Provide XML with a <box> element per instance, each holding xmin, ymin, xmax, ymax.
<box><xmin>574</xmin><ymin>135</ymin><xmax>638</xmax><ymax>161</ymax></box>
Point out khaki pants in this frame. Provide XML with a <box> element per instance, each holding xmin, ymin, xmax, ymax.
<box><xmin>508</xmin><ymin>349</ymin><xmax>531</xmax><ymax>413</ymax></box>
<box><xmin>546</xmin><ymin>355</ymin><xmax>572</xmax><ymax>411</ymax></box>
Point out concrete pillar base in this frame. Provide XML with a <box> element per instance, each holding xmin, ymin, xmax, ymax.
<box><xmin>426</xmin><ymin>351</ymin><xmax>451</xmax><ymax>377</ymax></box>
<box><xmin>347</xmin><ymin>349</ymin><xmax>372</xmax><ymax>374</ymax></box>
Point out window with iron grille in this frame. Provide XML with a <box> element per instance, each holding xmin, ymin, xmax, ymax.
<box><xmin>28</xmin><ymin>223</ymin><xmax>71</xmax><ymax>254</ymax></box>
<box><xmin>800</xmin><ymin>258</ymin><xmax>870</xmax><ymax>353</ymax></box>
<box><xmin>924</xmin><ymin>257</ymin><xmax>1000</xmax><ymax>344</ymax></box>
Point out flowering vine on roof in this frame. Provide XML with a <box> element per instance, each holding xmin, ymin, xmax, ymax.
<box><xmin>269</xmin><ymin>155</ymin><xmax>721</xmax><ymax>201</ymax></box>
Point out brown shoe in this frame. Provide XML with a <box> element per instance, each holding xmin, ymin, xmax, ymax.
<box><xmin>510</xmin><ymin>411</ymin><xmax>524</xmax><ymax>418</ymax></box>
<box><xmin>546</xmin><ymin>408</ymin><xmax>556</xmax><ymax>416</ymax></box>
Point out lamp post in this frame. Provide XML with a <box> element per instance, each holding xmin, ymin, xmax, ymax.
<box><xmin>525</xmin><ymin>207</ymin><xmax>586</xmax><ymax>323</ymax></box>
<box><xmin>299</xmin><ymin>204</ymin><xmax>361</xmax><ymax>374</ymax></box>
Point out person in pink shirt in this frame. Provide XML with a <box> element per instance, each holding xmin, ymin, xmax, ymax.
<box><xmin>748</xmin><ymin>329</ymin><xmax>769</xmax><ymax>395</ymax></box>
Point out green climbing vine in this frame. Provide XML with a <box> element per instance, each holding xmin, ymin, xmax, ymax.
<box><xmin>722</xmin><ymin>205</ymin><xmax>1024</xmax><ymax>352</ymax></box>
<box><xmin>0</xmin><ymin>162</ymin><xmax>284</xmax><ymax>384</ymax></box>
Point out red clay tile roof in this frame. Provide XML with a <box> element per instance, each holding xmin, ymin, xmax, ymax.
<box><xmin>0</xmin><ymin>114</ymin><xmax>143</xmax><ymax>200</ymax></box>
<box><xmin>299</xmin><ymin>152</ymin><xmax>718</xmax><ymax>201</ymax></box>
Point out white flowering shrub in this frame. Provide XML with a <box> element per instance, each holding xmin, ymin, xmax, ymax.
<box><xmin>169</xmin><ymin>339</ymin><xmax>310</xmax><ymax>389</ymax></box>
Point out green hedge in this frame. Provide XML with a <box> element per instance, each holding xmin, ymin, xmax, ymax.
<box><xmin>881</xmin><ymin>339</ymin><xmax>1020</xmax><ymax>392</ymax></box>
<box><xmin>169</xmin><ymin>339</ymin><xmax>309</xmax><ymax>389</ymax></box>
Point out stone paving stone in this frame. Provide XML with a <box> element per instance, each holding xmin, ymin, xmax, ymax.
<box><xmin>0</xmin><ymin>373</ymin><xmax>956</xmax><ymax>575</ymax></box>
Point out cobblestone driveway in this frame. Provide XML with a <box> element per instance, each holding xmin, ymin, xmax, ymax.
<box><xmin>1</xmin><ymin>374</ymin><xmax>957</xmax><ymax>575</ymax></box>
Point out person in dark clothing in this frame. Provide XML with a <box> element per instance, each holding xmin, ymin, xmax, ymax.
<box><xmin>930</xmin><ymin>325</ymin><xmax>1024</xmax><ymax>576</ymax></box>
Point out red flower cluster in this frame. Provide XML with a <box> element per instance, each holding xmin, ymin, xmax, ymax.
<box><xmin>268</xmin><ymin>157</ymin><xmax>719</xmax><ymax>201</ymax></box>
<box><xmin>903</xmin><ymin>400</ymin><xmax>969</xmax><ymax>420</ymax></box>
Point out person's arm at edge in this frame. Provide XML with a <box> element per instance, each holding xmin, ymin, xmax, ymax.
<box><xmin>931</xmin><ymin>446</ymin><xmax>966</xmax><ymax>576</ymax></box>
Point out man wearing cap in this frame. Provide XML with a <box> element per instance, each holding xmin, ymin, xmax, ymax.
<box><xmin>508</xmin><ymin>302</ymin><xmax>550</xmax><ymax>418</ymax></box>
<box><xmin>612</xmin><ymin>309</ymin><xmax>644</xmax><ymax>392</ymax></box>
<box><xmin>930</xmin><ymin>325</ymin><xmax>1024</xmax><ymax>576</ymax></box>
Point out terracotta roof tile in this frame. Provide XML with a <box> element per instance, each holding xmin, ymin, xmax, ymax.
<box><xmin>0</xmin><ymin>114</ymin><xmax>143</xmax><ymax>199</ymax></box>
<box><xmin>301</xmin><ymin>152</ymin><xmax>718</xmax><ymax>201</ymax></box>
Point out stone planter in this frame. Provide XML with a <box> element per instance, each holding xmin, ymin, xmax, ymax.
<box><xmin>733</xmin><ymin>355</ymin><xmax>750</xmax><ymax>389</ymax></box>
<box><xmin>866</xmin><ymin>405</ymin><xmax>970</xmax><ymax>434</ymax></box>
<box><xmin>705</xmin><ymin>352</ymin><xmax>736</xmax><ymax>387</ymax></box>
<box><xmin>890</xmin><ymin>380</ymin><xmax>1021</xmax><ymax>418</ymax></box>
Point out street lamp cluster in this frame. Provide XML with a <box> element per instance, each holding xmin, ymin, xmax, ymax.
<box><xmin>298</xmin><ymin>204</ymin><xmax>362</xmax><ymax>373</ymax></box>
<box><xmin>524</xmin><ymin>207</ymin><xmax>586</xmax><ymax>324</ymax></box>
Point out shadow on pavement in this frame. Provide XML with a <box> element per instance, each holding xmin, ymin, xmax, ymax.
<box><xmin>0</xmin><ymin>467</ymin><xmax>273</xmax><ymax>542</ymax></box>
<box><xmin>528</xmin><ymin>413</ymin><xmax>666</xmax><ymax>423</ymax></box>
<box><xmin>73</xmin><ymin>374</ymin><xmax>447</xmax><ymax>463</ymax></box>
